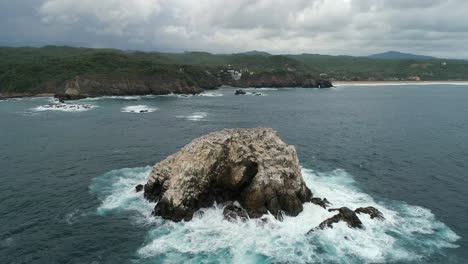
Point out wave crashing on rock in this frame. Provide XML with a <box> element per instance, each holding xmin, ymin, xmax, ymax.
<box><xmin>121</xmin><ymin>105</ymin><xmax>158</xmax><ymax>113</ymax></box>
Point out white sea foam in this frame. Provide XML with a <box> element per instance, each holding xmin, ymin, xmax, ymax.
<box><xmin>62</xmin><ymin>209</ymin><xmax>88</xmax><ymax>225</ymax></box>
<box><xmin>81</xmin><ymin>94</ymin><xmax>192</xmax><ymax>101</ymax></box>
<box><xmin>90</xmin><ymin>166</ymin><xmax>459</xmax><ymax>263</ymax></box>
<box><xmin>121</xmin><ymin>105</ymin><xmax>158</xmax><ymax>113</ymax></box>
<box><xmin>198</xmin><ymin>92</ymin><xmax>223</xmax><ymax>97</ymax></box>
<box><xmin>161</xmin><ymin>93</ymin><xmax>193</xmax><ymax>98</ymax></box>
<box><xmin>89</xmin><ymin>167</ymin><xmax>155</xmax><ymax>219</ymax></box>
<box><xmin>246</xmin><ymin>92</ymin><xmax>266</xmax><ymax>96</ymax></box>
<box><xmin>83</xmin><ymin>95</ymin><xmax>146</xmax><ymax>101</ymax></box>
<box><xmin>244</xmin><ymin>88</ymin><xmax>278</xmax><ymax>91</ymax></box>
<box><xmin>32</xmin><ymin>103</ymin><xmax>96</xmax><ymax>112</ymax></box>
<box><xmin>177</xmin><ymin>112</ymin><xmax>208</xmax><ymax>121</ymax></box>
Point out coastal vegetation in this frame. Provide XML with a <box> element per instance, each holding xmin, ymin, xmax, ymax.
<box><xmin>1</xmin><ymin>46</ymin><xmax>467</xmax><ymax>95</ymax></box>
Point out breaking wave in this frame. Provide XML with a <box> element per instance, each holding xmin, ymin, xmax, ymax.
<box><xmin>31</xmin><ymin>103</ymin><xmax>96</xmax><ymax>112</ymax></box>
<box><xmin>80</xmin><ymin>94</ymin><xmax>193</xmax><ymax>101</ymax></box>
<box><xmin>82</xmin><ymin>95</ymin><xmax>148</xmax><ymax>101</ymax></box>
<box><xmin>244</xmin><ymin>88</ymin><xmax>278</xmax><ymax>91</ymax></box>
<box><xmin>121</xmin><ymin>105</ymin><xmax>158</xmax><ymax>113</ymax></box>
<box><xmin>198</xmin><ymin>92</ymin><xmax>223</xmax><ymax>97</ymax></box>
<box><xmin>89</xmin><ymin>166</ymin><xmax>459</xmax><ymax>263</ymax></box>
<box><xmin>177</xmin><ymin>112</ymin><xmax>208</xmax><ymax>121</ymax></box>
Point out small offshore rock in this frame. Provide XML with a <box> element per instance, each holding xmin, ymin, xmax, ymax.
<box><xmin>309</xmin><ymin>197</ymin><xmax>331</xmax><ymax>209</ymax></box>
<box><xmin>308</xmin><ymin>206</ymin><xmax>385</xmax><ymax>234</ymax></box>
<box><xmin>135</xmin><ymin>184</ymin><xmax>144</xmax><ymax>192</ymax></box>
<box><xmin>308</xmin><ymin>207</ymin><xmax>363</xmax><ymax>234</ymax></box>
<box><xmin>235</xmin><ymin>89</ymin><xmax>246</xmax><ymax>95</ymax></box>
<box><xmin>355</xmin><ymin>206</ymin><xmax>385</xmax><ymax>220</ymax></box>
<box><xmin>223</xmin><ymin>202</ymin><xmax>249</xmax><ymax>222</ymax></box>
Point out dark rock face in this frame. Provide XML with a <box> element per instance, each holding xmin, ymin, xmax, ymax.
<box><xmin>355</xmin><ymin>206</ymin><xmax>385</xmax><ymax>220</ymax></box>
<box><xmin>223</xmin><ymin>202</ymin><xmax>249</xmax><ymax>222</ymax></box>
<box><xmin>52</xmin><ymin>72</ymin><xmax>332</xmax><ymax>100</ymax></box>
<box><xmin>231</xmin><ymin>72</ymin><xmax>333</xmax><ymax>88</ymax></box>
<box><xmin>309</xmin><ymin>197</ymin><xmax>331</xmax><ymax>209</ymax></box>
<box><xmin>54</xmin><ymin>93</ymin><xmax>86</xmax><ymax>101</ymax></box>
<box><xmin>55</xmin><ymin>75</ymin><xmax>205</xmax><ymax>100</ymax></box>
<box><xmin>308</xmin><ymin>207</ymin><xmax>363</xmax><ymax>234</ymax></box>
<box><xmin>135</xmin><ymin>184</ymin><xmax>144</xmax><ymax>193</ymax></box>
<box><xmin>307</xmin><ymin>206</ymin><xmax>385</xmax><ymax>234</ymax></box>
<box><xmin>317</xmin><ymin>79</ymin><xmax>333</xmax><ymax>88</ymax></box>
<box><xmin>235</xmin><ymin>89</ymin><xmax>246</xmax><ymax>95</ymax></box>
<box><xmin>143</xmin><ymin>128</ymin><xmax>313</xmax><ymax>222</ymax></box>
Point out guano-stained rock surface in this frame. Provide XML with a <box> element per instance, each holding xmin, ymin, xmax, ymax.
<box><xmin>143</xmin><ymin>128</ymin><xmax>313</xmax><ymax>222</ymax></box>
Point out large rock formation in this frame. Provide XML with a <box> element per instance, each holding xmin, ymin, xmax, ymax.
<box><xmin>55</xmin><ymin>75</ymin><xmax>204</xmax><ymax>101</ymax></box>
<box><xmin>143</xmin><ymin>128</ymin><xmax>313</xmax><ymax>222</ymax></box>
<box><xmin>229</xmin><ymin>72</ymin><xmax>333</xmax><ymax>88</ymax></box>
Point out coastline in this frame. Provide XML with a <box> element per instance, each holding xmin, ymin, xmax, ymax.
<box><xmin>334</xmin><ymin>81</ymin><xmax>468</xmax><ymax>86</ymax></box>
<box><xmin>3</xmin><ymin>80</ymin><xmax>468</xmax><ymax>100</ymax></box>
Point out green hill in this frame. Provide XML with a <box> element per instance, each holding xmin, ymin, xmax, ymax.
<box><xmin>368</xmin><ymin>51</ymin><xmax>436</xmax><ymax>60</ymax></box>
<box><xmin>1</xmin><ymin>46</ymin><xmax>467</xmax><ymax>94</ymax></box>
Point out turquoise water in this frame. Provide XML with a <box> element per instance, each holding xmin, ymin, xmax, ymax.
<box><xmin>1</xmin><ymin>85</ymin><xmax>467</xmax><ymax>263</ymax></box>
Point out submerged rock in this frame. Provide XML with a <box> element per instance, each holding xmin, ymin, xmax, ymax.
<box><xmin>143</xmin><ymin>128</ymin><xmax>312</xmax><ymax>222</ymax></box>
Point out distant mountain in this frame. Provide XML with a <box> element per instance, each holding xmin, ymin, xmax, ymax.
<box><xmin>368</xmin><ymin>51</ymin><xmax>437</xmax><ymax>60</ymax></box>
<box><xmin>237</xmin><ymin>50</ymin><xmax>271</xmax><ymax>56</ymax></box>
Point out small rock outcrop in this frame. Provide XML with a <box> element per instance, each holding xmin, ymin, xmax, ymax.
<box><xmin>310</xmin><ymin>197</ymin><xmax>331</xmax><ymax>209</ymax></box>
<box><xmin>307</xmin><ymin>206</ymin><xmax>385</xmax><ymax>234</ymax></box>
<box><xmin>223</xmin><ymin>202</ymin><xmax>249</xmax><ymax>222</ymax></box>
<box><xmin>143</xmin><ymin>128</ymin><xmax>313</xmax><ymax>222</ymax></box>
<box><xmin>235</xmin><ymin>89</ymin><xmax>246</xmax><ymax>95</ymax></box>
<box><xmin>355</xmin><ymin>206</ymin><xmax>385</xmax><ymax>220</ymax></box>
<box><xmin>135</xmin><ymin>184</ymin><xmax>144</xmax><ymax>193</ymax></box>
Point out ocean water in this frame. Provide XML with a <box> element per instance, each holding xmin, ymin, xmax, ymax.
<box><xmin>1</xmin><ymin>85</ymin><xmax>467</xmax><ymax>263</ymax></box>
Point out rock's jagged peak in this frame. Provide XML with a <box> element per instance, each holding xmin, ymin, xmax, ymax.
<box><xmin>143</xmin><ymin>128</ymin><xmax>313</xmax><ymax>222</ymax></box>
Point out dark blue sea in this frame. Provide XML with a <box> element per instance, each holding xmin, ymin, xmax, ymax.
<box><xmin>1</xmin><ymin>84</ymin><xmax>467</xmax><ymax>263</ymax></box>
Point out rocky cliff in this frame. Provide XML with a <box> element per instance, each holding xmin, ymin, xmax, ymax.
<box><xmin>54</xmin><ymin>75</ymin><xmax>206</xmax><ymax>100</ymax></box>
<box><xmin>143</xmin><ymin>128</ymin><xmax>313</xmax><ymax>222</ymax></box>
<box><xmin>52</xmin><ymin>71</ymin><xmax>332</xmax><ymax>100</ymax></box>
<box><xmin>229</xmin><ymin>72</ymin><xmax>333</xmax><ymax>88</ymax></box>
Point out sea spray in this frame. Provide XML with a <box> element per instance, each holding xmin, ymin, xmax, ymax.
<box><xmin>121</xmin><ymin>105</ymin><xmax>158</xmax><ymax>113</ymax></box>
<box><xmin>32</xmin><ymin>103</ymin><xmax>97</xmax><ymax>112</ymax></box>
<box><xmin>89</xmin><ymin>166</ymin><xmax>460</xmax><ymax>263</ymax></box>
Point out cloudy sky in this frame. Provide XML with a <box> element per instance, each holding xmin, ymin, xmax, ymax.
<box><xmin>1</xmin><ymin>0</ymin><xmax>467</xmax><ymax>58</ymax></box>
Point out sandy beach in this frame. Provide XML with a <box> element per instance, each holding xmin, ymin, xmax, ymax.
<box><xmin>334</xmin><ymin>81</ymin><xmax>468</xmax><ymax>86</ymax></box>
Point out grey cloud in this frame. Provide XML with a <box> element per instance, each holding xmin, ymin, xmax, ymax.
<box><xmin>0</xmin><ymin>0</ymin><xmax>467</xmax><ymax>58</ymax></box>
